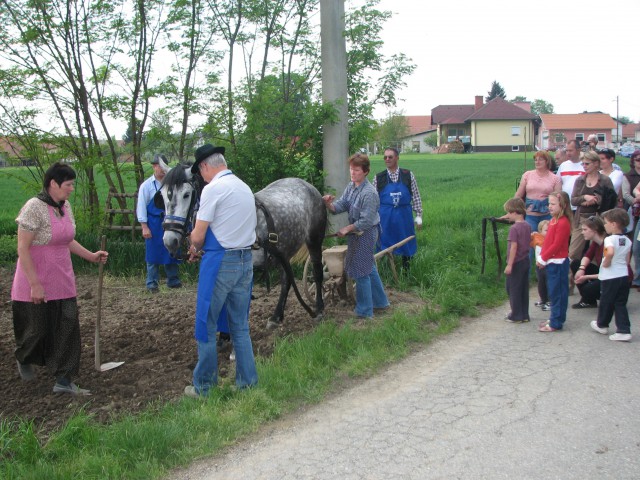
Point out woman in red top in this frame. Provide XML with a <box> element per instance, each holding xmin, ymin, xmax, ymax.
<box><xmin>539</xmin><ymin>192</ymin><xmax>573</xmax><ymax>332</ymax></box>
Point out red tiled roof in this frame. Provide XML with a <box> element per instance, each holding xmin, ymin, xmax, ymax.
<box><xmin>465</xmin><ymin>97</ymin><xmax>538</xmax><ymax>121</ymax></box>
<box><xmin>622</xmin><ymin>123</ymin><xmax>640</xmax><ymax>137</ymax></box>
<box><xmin>539</xmin><ymin>113</ymin><xmax>616</xmax><ymax>130</ymax></box>
<box><xmin>404</xmin><ymin>115</ymin><xmax>435</xmax><ymax>135</ymax></box>
<box><xmin>431</xmin><ymin>105</ymin><xmax>475</xmax><ymax>124</ymax></box>
<box><xmin>0</xmin><ymin>137</ymin><xmax>23</xmax><ymax>157</ymax></box>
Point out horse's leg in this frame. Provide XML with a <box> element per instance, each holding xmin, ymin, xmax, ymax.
<box><xmin>309</xmin><ymin>243</ymin><xmax>325</xmax><ymax>319</ymax></box>
<box><xmin>267</xmin><ymin>266</ymin><xmax>290</xmax><ymax>329</ymax></box>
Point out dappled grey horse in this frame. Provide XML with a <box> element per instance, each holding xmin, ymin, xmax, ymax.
<box><xmin>253</xmin><ymin>178</ymin><xmax>327</xmax><ymax>326</ymax></box>
<box><xmin>154</xmin><ymin>162</ymin><xmax>327</xmax><ymax>327</ymax></box>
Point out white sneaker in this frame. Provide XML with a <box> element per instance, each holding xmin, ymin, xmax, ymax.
<box><xmin>230</xmin><ymin>349</ymin><xmax>236</xmax><ymax>362</ymax></box>
<box><xmin>609</xmin><ymin>333</ymin><xmax>631</xmax><ymax>342</ymax></box>
<box><xmin>590</xmin><ymin>321</ymin><xmax>608</xmax><ymax>335</ymax></box>
<box><xmin>52</xmin><ymin>382</ymin><xmax>91</xmax><ymax>396</ymax></box>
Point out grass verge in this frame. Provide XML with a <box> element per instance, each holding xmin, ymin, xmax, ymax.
<box><xmin>0</xmin><ymin>152</ymin><xmax>527</xmax><ymax>478</ymax></box>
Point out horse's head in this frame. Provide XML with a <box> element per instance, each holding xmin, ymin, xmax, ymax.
<box><xmin>154</xmin><ymin>161</ymin><xmax>199</xmax><ymax>257</ymax></box>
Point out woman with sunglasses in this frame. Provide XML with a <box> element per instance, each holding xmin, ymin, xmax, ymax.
<box><xmin>569</xmin><ymin>151</ymin><xmax>615</xmax><ymax>261</ymax></box>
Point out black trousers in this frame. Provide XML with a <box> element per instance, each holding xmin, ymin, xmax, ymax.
<box><xmin>597</xmin><ymin>277</ymin><xmax>631</xmax><ymax>334</ymax></box>
<box><xmin>506</xmin><ymin>258</ymin><xmax>530</xmax><ymax>321</ymax></box>
<box><xmin>570</xmin><ymin>259</ymin><xmax>600</xmax><ymax>305</ymax></box>
<box><xmin>13</xmin><ymin>299</ymin><xmax>81</xmax><ymax>381</ymax></box>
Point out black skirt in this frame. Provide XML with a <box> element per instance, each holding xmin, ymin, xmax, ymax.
<box><xmin>12</xmin><ymin>298</ymin><xmax>81</xmax><ymax>381</ymax></box>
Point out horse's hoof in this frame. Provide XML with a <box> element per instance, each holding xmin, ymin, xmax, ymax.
<box><xmin>266</xmin><ymin>319</ymin><xmax>282</xmax><ymax>330</ymax></box>
<box><xmin>313</xmin><ymin>313</ymin><xmax>324</xmax><ymax>322</ymax></box>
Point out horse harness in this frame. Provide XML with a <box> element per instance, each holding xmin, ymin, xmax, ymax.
<box><xmin>254</xmin><ymin>198</ymin><xmax>316</xmax><ymax>318</ymax></box>
<box><xmin>154</xmin><ymin>179</ymin><xmax>199</xmax><ymax>257</ymax></box>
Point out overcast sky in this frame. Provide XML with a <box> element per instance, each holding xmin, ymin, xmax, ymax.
<box><xmin>369</xmin><ymin>0</ymin><xmax>639</xmax><ymax>121</ymax></box>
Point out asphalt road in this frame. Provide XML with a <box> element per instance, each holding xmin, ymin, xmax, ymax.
<box><xmin>168</xmin><ymin>288</ymin><xmax>640</xmax><ymax>480</ymax></box>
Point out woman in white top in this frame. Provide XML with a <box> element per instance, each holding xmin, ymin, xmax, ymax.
<box><xmin>599</xmin><ymin>148</ymin><xmax>623</xmax><ymax>197</ymax></box>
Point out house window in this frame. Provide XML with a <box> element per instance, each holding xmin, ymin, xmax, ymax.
<box><xmin>597</xmin><ymin>133</ymin><xmax>606</xmax><ymax>142</ymax></box>
<box><xmin>575</xmin><ymin>133</ymin><xmax>584</xmax><ymax>141</ymax></box>
<box><xmin>511</xmin><ymin>126</ymin><xmax>521</xmax><ymax>136</ymax></box>
<box><xmin>412</xmin><ymin>141</ymin><xmax>420</xmax><ymax>153</ymax></box>
<box><xmin>512</xmin><ymin>145</ymin><xmax>520</xmax><ymax>152</ymax></box>
<box><xmin>554</xmin><ymin>133</ymin><xmax>565</xmax><ymax>143</ymax></box>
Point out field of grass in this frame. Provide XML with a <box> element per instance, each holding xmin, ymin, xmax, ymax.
<box><xmin>0</xmin><ymin>152</ymin><xmax>530</xmax><ymax>479</ymax></box>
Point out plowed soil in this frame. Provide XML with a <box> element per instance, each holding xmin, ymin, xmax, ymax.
<box><xmin>0</xmin><ymin>266</ymin><xmax>423</xmax><ymax>437</ymax></box>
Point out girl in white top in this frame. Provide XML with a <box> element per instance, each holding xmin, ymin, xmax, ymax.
<box><xmin>591</xmin><ymin>208</ymin><xmax>632</xmax><ymax>341</ymax></box>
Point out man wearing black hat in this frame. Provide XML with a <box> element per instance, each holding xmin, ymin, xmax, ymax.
<box><xmin>184</xmin><ymin>144</ymin><xmax>258</xmax><ymax>398</ymax></box>
<box><xmin>136</xmin><ymin>154</ymin><xmax>181</xmax><ymax>293</ymax></box>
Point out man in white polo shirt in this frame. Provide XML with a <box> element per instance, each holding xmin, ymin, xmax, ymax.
<box><xmin>184</xmin><ymin>144</ymin><xmax>258</xmax><ymax>398</ymax></box>
<box><xmin>556</xmin><ymin>139</ymin><xmax>585</xmax><ymax>212</ymax></box>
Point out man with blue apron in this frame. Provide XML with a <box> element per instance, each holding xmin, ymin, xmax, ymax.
<box><xmin>184</xmin><ymin>144</ymin><xmax>258</xmax><ymax>398</ymax></box>
<box><xmin>136</xmin><ymin>154</ymin><xmax>181</xmax><ymax>292</ymax></box>
<box><xmin>374</xmin><ymin>147</ymin><xmax>423</xmax><ymax>269</ymax></box>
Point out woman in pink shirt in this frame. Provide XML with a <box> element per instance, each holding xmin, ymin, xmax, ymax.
<box><xmin>515</xmin><ymin>150</ymin><xmax>562</xmax><ymax>233</ymax></box>
<box><xmin>11</xmin><ymin>163</ymin><xmax>108</xmax><ymax>395</ymax></box>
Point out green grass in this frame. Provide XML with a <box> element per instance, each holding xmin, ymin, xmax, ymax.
<box><xmin>0</xmin><ymin>152</ymin><xmax>528</xmax><ymax>479</ymax></box>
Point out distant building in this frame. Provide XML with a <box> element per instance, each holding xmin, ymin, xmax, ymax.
<box><xmin>432</xmin><ymin>96</ymin><xmax>539</xmax><ymax>152</ymax></box>
<box><xmin>538</xmin><ymin>113</ymin><xmax>617</xmax><ymax>150</ymax></box>
<box><xmin>399</xmin><ymin>116</ymin><xmax>437</xmax><ymax>153</ymax></box>
<box><xmin>622</xmin><ymin>123</ymin><xmax>640</xmax><ymax>143</ymax></box>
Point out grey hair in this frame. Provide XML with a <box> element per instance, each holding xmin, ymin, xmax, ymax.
<box><xmin>203</xmin><ymin>152</ymin><xmax>227</xmax><ymax>169</ymax></box>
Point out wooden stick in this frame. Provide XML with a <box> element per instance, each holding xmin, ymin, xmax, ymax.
<box><xmin>95</xmin><ymin>235</ymin><xmax>106</xmax><ymax>371</ymax></box>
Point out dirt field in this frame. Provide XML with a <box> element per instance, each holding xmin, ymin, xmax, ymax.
<box><xmin>0</xmin><ymin>266</ymin><xmax>423</xmax><ymax>437</ymax></box>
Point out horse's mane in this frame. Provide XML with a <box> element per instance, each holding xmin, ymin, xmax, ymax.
<box><xmin>161</xmin><ymin>163</ymin><xmax>193</xmax><ymax>188</ymax></box>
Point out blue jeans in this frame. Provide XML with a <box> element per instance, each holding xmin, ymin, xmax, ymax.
<box><xmin>546</xmin><ymin>259</ymin><xmax>569</xmax><ymax>330</ymax></box>
<box><xmin>192</xmin><ymin>250</ymin><xmax>257</xmax><ymax>394</ymax></box>
<box><xmin>354</xmin><ymin>265</ymin><xmax>390</xmax><ymax>318</ymax></box>
<box><xmin>633</xmin><ymin>220</ymin><xmax>640</xmax><ymax>287</ymax></box>
<box><xmin>146</xmin><ymin>263</ymin><xmax>180</xmax><ymax>289</ymax></box>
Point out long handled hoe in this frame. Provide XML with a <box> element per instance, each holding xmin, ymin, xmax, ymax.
<box><xmin>95</xmin><ymin>235</ymin><xmax>124</xmax><ymax>372</ymax></box>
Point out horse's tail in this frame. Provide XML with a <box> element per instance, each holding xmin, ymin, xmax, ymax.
<box><xmin>290</xmin><ymin>244</ymin><xmax>309</xmax><ymax>265</ymax></box>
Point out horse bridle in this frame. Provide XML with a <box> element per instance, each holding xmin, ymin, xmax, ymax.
<box><xmin>155</xmin><ymin>180</ymin><xmax>199</xmax><ymax>244</ymax></box>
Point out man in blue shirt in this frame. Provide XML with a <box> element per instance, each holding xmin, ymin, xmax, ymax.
<box><xmin>136</xmin><ymin>154</ymin><xmax>181</xmax><ymax>293</ymax></box>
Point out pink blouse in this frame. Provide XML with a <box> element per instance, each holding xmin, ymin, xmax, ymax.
<box><xmin>12</xmin><ymin>202</ymin><xmax>77</xmax><ymax>302</ymax></box>
<box><xmin>519</xmin><ymin>170</ymin><xmax>562</xmax><ymax>201</ymax></box>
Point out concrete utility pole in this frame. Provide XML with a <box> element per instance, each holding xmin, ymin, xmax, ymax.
<box><xmin>320</xmin><ymin>0</ymin><xmax>349</xmax><ymax>203</ymax></box>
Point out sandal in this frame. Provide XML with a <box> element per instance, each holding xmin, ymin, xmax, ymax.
<box><xmin>538</xmin><ymin>320</ymin><xmax>550</xmax><ymax>328</ymax></box>
<box><xmin>538</xmin><ymin>324</ymin><xmax>559</xmax><ymax>332</ymax></box>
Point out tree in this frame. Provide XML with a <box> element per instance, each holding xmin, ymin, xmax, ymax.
<box><xmin>375</xmin><ymin>112</ymin><xmax>409</xmax><ymax>150</ymax></box>
<box><xmin>531</xmin><ymin>99</ymin><xmax>554</xmax><ymax>115</ymax></box>
<box><xmin>511</xmin><ymin>96</ymin><xmax>527</xmax><ymax>102</ymax></box>
<box><xmin>486</xmin><ymin>81</ymin><xmax>506</xmax><ymax>102</ymax></box>
<box><xmin>1</xmin><ymin>0</ymin><xmax>417</xmax><ymax>215</ymax></box>
<box><xmin>424</xmin><ymin>132</ymin><xmax>437</xmax><ymax>149</ymax></box>
<box><xmin>345</xmin><ymin>0</ymin><xmax>416</xmax><ymax>153</ymax></box>
<box><xmin>164</xmin><ymin>0</ymin><xmax>221</xmax><ymax>162</ymax></box>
